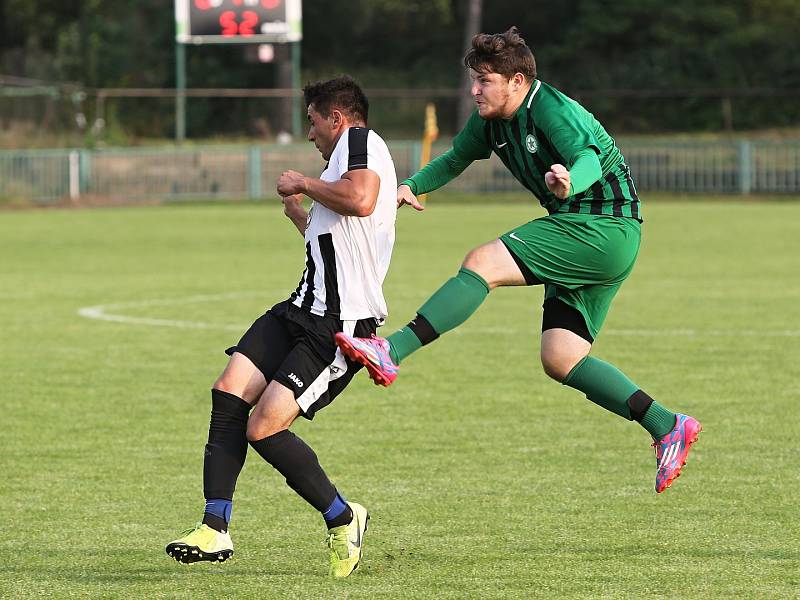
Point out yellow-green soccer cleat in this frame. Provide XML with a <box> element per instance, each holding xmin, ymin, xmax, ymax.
<box><xmin>165</xmin><ymin>523</ymin><xmax>233</xmax><ymax>564</ymax></box>
<box><xmin>327</xmin><ymin>502</ymin><xmax>370</xmax><ymax>577</ymax></box>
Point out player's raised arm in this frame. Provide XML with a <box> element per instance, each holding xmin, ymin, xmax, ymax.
<box><xmin>277</xmin><ymin>167</ymin><xmax>380</xmax><ymax>218</ymax></box>
<box><xmin>305</xmin><ymin>168</ymin><xmax>380</xmax><ymax>217</ymax></box>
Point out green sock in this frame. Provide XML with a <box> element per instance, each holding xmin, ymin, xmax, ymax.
<box><xmin>388</xmin><ymin>267</ymin><xmax>489</xmax><ymax>363</ymax></box>
<box><xmin>640</xmin><ymin>402</ymin><xmax>677</xmax><ymax>440</ymax></box>
<box><xmin>562</xmin><ymin>356</ymin><xmax>639</xmax><ymax>419</ymax></box>
<box><xmin>387</xmin><ymin>325</ymin><xmax>422</xmax><ymax>364</ymax></box>
<box><xmin>563</xmin><ymin>357</ymin><xmax>676</xmax><ymax>438</ymax></box>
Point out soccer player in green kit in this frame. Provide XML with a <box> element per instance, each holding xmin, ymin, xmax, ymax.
<box><xmin>336</xmin><ymin>27</ymin><xmax>702</xmax><ymax>493</ymax></box>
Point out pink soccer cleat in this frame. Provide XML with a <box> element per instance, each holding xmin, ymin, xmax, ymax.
<box><xmin>653</xmin><ymin>414</ymin><xmax>702</xmax><ymax>493</ymax></box>
<box><xmin>335</xmin><ymin>333</ymin><xmax>399</xmax><ymax>387</ymax></box>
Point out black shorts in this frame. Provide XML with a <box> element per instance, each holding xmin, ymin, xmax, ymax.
<box><xmin>226</xmin><ymin>300</ymin><xmax>377</xmax><ymax>419</ymax></box>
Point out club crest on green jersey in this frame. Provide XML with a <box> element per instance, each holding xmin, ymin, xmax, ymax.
<box><xmin>525</xmin><ymin>134</ymin><xmax>538</xmax><ymax>153</ymax></box>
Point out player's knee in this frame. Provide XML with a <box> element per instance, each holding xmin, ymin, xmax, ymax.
<box><xmin>213</xmin><ymin>373</ymin><xmax>238</xmax><ymax>396</ymax></box>
<box><xmin>246</xmin><ymin>416</ymin><xmax>284</xmax><ymax>442</ymax></box>
<box><xmin>214</xmin><ymin>371</ymin><xmax>261</xmax><ymax>402</ymax></box>
<box><xmin>461</xmin><ymin>248</ymin><xmax>481</xmax><ymax>272</ymax></box>
<box><xmin>540</xmin><ymin>349</ymin><xmax>580</xmax><ymax>382</ymax></box>
<box><xmin>540</xmin><ymin>353</ymin><xmax>566</xmax><ymax>381</ymax></box>
<box><xmin>461</xmin><ymin>246</ymin><xmax>495</xmax><ymax>286</ymax></box>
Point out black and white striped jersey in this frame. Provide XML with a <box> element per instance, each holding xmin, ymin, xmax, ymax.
<box><xmin>290</xmin><ymin>127</ymin><xmax>397</xmax><ymax>322</ymax></box>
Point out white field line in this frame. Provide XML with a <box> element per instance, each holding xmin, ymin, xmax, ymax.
<box><xmin>77</xmin><ymin>292</ymin><xmax>265</xmax><ymax>332</ymax></box>
<box><xmin>77</xmin><ymin>293</ymin><xmax>800</xmax><ymax>337</ymax></box>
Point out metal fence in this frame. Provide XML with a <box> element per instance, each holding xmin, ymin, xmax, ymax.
<box><xmin>2</xmin><ymin>139</ymin><xmax>800</xmax><ymax>204</ymax></box>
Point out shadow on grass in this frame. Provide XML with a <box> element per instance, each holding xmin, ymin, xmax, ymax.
<box><xmin>5</xmin><ymin>547</ymin><xmax>325</xmax><ymax>584</ymax></box>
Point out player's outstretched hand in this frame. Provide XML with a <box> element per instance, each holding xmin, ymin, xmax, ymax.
<box><xmin>545</xmin><ymin>164</ymin><xmax>571</xmax><ymax>199</ymax></box>
<box><xmin>277</xmin><ymin>170</ymin><xmax>308</xmax><ymax>197</ymax></box>
<box><xmin>397</xmin><ymin>184</ymin><xmax>425</xmax><ymax>211</ymax></box>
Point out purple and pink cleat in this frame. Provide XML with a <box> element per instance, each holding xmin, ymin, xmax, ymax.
<box><xmin>653</xmin><ymin>413</ymin><xmax>702</xmax><ymax>493</ymax></box>
<box><xmin>334</xmin><ymin>333</ymin><xmax>399</xmax><ymax>387</ymax></box>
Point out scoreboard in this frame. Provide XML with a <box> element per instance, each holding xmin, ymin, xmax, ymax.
<box><xmin>175</xmin><ymin>0</ymin><xmax>302</xmax><ymax>44</ymax></box>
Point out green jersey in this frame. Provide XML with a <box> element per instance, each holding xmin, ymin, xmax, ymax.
<box><xmin>403</xmin><ymin>80</ymin><xmax>641</xmax><ymax>220</ymax></box>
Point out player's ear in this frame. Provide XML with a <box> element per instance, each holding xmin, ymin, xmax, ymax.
<box><xmin>330</xmin><ymin>109</ymin><xmax>344</xmax><ymax>129</ymax></box>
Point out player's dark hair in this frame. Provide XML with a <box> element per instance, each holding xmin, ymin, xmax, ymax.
<box><xmin>303</xmin><ymin>76</ymin><xmax>369</xmax><ymax>125</ymax></box>
<box><xmin>464</xmin><ymin>26</ymin><xmax>537</xmax><ymax>81</ymax></box>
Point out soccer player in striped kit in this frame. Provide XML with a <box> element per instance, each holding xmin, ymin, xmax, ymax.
<box><xmin>337</xmin><ymin>28</ymin><xmax>701</xmax><ymax>494</ymax></box>
<box><xmin>167</xmin><ymin>76</ymin><xmax>398</xmax><ymax>577</ymax></box>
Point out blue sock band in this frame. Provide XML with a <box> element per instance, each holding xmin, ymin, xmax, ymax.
<box><xmin>205</xmin><ymin>498</ymin><xmax>232</xmax><ymax>523</ymax></box>
<box><xmin>322</xmin><ymin>492</ymin><xmax>347</xmax><ymax>522</ymax></box>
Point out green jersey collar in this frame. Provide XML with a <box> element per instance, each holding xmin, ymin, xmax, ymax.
<box><xmin>524</xmin><ymin>79</ymin><xmax>542</xmax><ymax>111</ymax></box>
<box><xmin>503</xmin><ymin>79</ymin><xmax>541</xmax><ymax>121</ymax></box>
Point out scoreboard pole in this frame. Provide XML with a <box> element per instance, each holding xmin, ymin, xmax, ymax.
<box><xmin>291</xmin><ymin>41</ymin><xmax>302</xmax><ymax>138</ymax></box>
<box><xmin>175</xmin><ymin>41</ymin><xmax>186</xmax><ymax>142</ymax></box>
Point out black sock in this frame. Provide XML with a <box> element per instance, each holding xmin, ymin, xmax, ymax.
<box><xmin>322</xmin><ymin>491</ymin><xmax>353</xmax><ymax>528</ymax></box>
<box><xmin>626</xmin><ymin>390</ymin><xmax>655</xmax><ymax>423</ymax></box>
<box><xmin>249</xmin><ymin>429</ymin><xmax>337</xmax><ymax>513</ymax></box>
<box><xmin>406</xmin><ymin>313</ymin><xmax>439</xmax><ymax>345</ymax></box>
<box><xmin>202</xmin><ymin>512</ymin><xmax>229</xmax><ymax>533</ymax></box>
<box><xmin>325</xmin><ymin>499</ymin><xmax>353</xmax><ymax>529</ymax></box>
<box><xmin>203</xmin><ymin>389</ymin><xmax>251</xmax><ymax>501</ymax></box>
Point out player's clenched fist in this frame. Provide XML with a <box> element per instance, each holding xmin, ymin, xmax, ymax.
<box><xmin>277</xmin><ymin>170</ymin><xmax>308</xmax><ymax>196</ymax></box>
<box><xmin>281</xmin><ymin>194</ymin><xmax>304</xmax><ymax>217</ymax></box>
<box><xmin>545</xmin><ymin>163</ymin><xmax>571</xmax><ymax>199</ymax></box>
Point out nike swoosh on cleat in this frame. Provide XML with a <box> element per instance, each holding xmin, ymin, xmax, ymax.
<box><xmin>352</xmin><ymin>513</ymin><xmax>363</xmax><ymax>548</ymax></box>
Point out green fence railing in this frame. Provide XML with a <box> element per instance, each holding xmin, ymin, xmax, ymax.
<box><xmin>2</xmin><ymin>140</ymin><xmax>799</xmax><ymax>204</ymax></box>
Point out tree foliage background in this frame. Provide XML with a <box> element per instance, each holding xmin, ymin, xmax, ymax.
<box><xmin>2</xmin><ymin>0</ymin><xmax>799</xmax><ymax>136</ymax></box>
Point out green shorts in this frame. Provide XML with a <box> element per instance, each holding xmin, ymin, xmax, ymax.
<box><xmin>500</xmin><ymin>212</ymin><xmax>641</xmax><ymax>340</ymax></box>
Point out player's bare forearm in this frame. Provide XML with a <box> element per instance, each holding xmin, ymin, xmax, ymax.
<box><xmin>282</xmin><ymin>194</ymin><xmax>307</xmax><ymax>235</ymax></box>
<box><xmin>304</xmin><ymin>178</ymin><xmax>364</xmax><ymax>216</ymax></box>
<box><xmin>306</xmin><ymin>169</ymin><xmax>379</xmax><ymax>217</ymax></box>
<box><xmin>286</xmin><ymin>211</ymin><xmax>307</xmax><ymax>235</ymax></box>
<box><xmin>278</xmin><ymin>168</ymin><xmax>379</xmax><ymax>217</ymax></box>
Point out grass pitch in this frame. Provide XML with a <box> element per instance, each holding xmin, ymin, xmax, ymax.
<box><xmin>1</xmin><ymin>197</ymin><xmax>798</xmax><ymax>598</ymax></box>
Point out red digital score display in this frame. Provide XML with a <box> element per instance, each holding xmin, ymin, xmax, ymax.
<box><xmin>189</xmin><ymin>0</ymin><xmax>286</xmax><ymax>40</ymax></box>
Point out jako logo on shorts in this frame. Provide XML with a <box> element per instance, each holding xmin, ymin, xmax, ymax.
<box><xmin>288</xmin><ymin>373</ymin><xmax>304</xmax><ymax>388</ymax></box>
